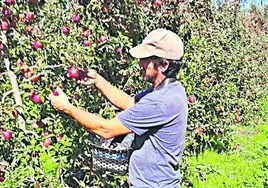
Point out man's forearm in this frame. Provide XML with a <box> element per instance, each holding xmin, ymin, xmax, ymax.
<box><xmin>95</xmin><ymin>75</ymin><xmax>134</xmax><ymax>110</ymax></box>
<box><xmin>65</xmin><ymin>104</ymin><xmax>109</xmax><ymax>138</ymax></box>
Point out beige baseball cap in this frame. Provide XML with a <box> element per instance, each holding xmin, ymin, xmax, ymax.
<box><xmin>129</xmin><ymin>28</ymin><xmax>184</xmax><ymax>60</ymax></box>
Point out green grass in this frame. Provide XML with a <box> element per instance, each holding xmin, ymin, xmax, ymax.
<box><xmin>183</xmin><ymin>97</ymin><xmax>268</xmax><ymax>188</ymax></box>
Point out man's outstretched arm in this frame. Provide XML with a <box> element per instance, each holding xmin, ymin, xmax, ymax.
<box><xmin>49</xmin><ymin>87</ymin><xmax>131</xmax><ymax>138</ymax></box>
<box><xmin>79</xmin><ymin>71</ymin><xmax>135</xmax><ymax>110</ymax></box>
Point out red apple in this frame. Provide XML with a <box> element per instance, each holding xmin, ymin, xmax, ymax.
<box><xmin>155</xmin><ymin>0</ymin><xmax>162</xmax><ymax>6</ymax></box>
<box><xmin>188</xmin><ymin>96</ymin><xmax>196</xmax><ymax>104</ymax></box>
<box><xmin>143</xmin><ymin>7</ymin><xmax>149</xmax><ymax>12</ymax></box>
<box><xmin>24</xmin><ymin>70</ymin><xmax>36</xmax><ymax>80</ymax></box>
<box><xmin>9</xmin><ymin>16</ymin><xmax>18</xmax><ymax>29</ymax></box>
<box><xmin>2</xmin><ymin>130</ymin><xmax>12</xmax><ymax>140</ymax></box>
<box><xmin>33</xmin><ymin>94</ymin><xmax>42</xmax><ymax>103</ymax></box>
<box><xmin>117</xmin><ymin>47</ymin><xmax>123</xmax><ymax>56</ymax></box>
<box><xmin>5</xmin><ymin>0</ymin><xmax>15</xmax><ymax>5</ymax></box>
<box><xmin>197</xmin><ymin>128</ymin><xmax>203</xmax><ymax>136</ymax></box>
<box><xmin>259</xmin><ymin>73</ymin><xmax>264</xmax><ymax>79</ymax></box>
<box><xmin>67</xmin><ymin>67</ymin><xmax>80</xmax><ymax>79</ymax></box>
<box><xmin>0</xmin><ymin>176</ymin><xmax>5</xmax><ymax>182</ymax></box>
<box><xmin>23</xmin><ymin>67</ymin><xmax>35</xmax><ymax>78</ymax></box>
<box><xmin>82</xmin><ymin>30</ymin><xmax>90</xmax><ymax>37</ymax></box>
<box><xmin>16</xmin><ymin>59</ymin><xmax>23</xmax><ymax>67</ymax></box>
<box><xmin>20</xmin><ymin>65</ymin><xmax>30</xmax><ymax>73</ymax></box>
<box><xmin>43</xmin><ymin>138</ymin><xmax>52</xmax><ymax>148</ymax></box>
<box><xmin>83</xmin><ymin>40</ymin><xmax>90</xmax><ymax>47</ymax></box>
<box><xmin>72</xmin><ymin>93</ymin><xmax>78</xmax><ymax>100</ymax></box>
<box><xmin>234</xmin><ymin>116</ymin><xmax>241</xmax><ymax>123</ymax></box>
<box><xmin>30</xmin><ymin>75</ymin><xmax>40</xmax><ymax>82</ymax></box>
<box><xmin>99</xmin><ymin>35</ymin><xmax>107</xmax><ymax>42</ymax></box>
<box><xmin>118</xmin><ymin>17</ymin><xmax>122</xmax><ymax>23</ymax></box>
<box><xmin>1</xmin><ymin>20</ymin><xmax>9</xmax><ymax>31</ymax></box>
<box><xmin>12</xmin><ymin>110</ymin><xmax>18</xmax><ymax>118</ymax></box>
<box><xmin>24</xmin><ymin>72</ymin><xmax>30</xmax><ymax>79</ymax></box>
<box><xmin>2</xmin><ymin>8</ymin><xmax>12</xmax><ymax>17</ymax></box>
<box><xmin>0</xmin><ymin>43</ymin><xmax>3</xmax><ymax>56</ymax></box>
<box><xmin>61</xmin><ymin>26</ymin><xmax>70</xmax><ymax>34</ymax></box>
<box><xmin>43</xmin><ymin>132</ymin><xmax>50</xmax><ymax>137</ymax></box>
<box><xmin>57</xmin><ymin>133</ymin><xmax>64</xmax><ymax>140</ymax></box>
<box><xmin>72</xmin><ymin>13</ymin><xmax>80</xmax><ymax>23</ymax></box>
<box><xmin>103</xmin><ymin>6</ymin><xmax>109</xmax><ymax>13</ymax></box>
<box><xmin>53</xmin><ymin>89</ymin><xmax>59</xmax><ymax>96</ymax></box>
<box><xmin>28</xmin><ymin>0</ymin><xmax>38</xmax><ymax>4</ymax></box>
<box><xmin>25</xmin><ymin>12</ymin><xmax>34</xmax><ymax>21</ymax></box>
<box><xmin>180</xmin><ymin>18</ymin><xmax>187</xmax><ymax>24</ymax></box>
<box><xmin>0</xmin><ymin>166</ymin><xmax>6</xmax><ymax>172</ymax></box>
<box><xmin>31</xmin><ymin>122</ymin><xmax>39</xmax><ymax>128</ymax></box>
<box><xmin>30</xmin><ymin>93</ymin><xmax>42</xmax><ymax>103</ymax></box>
<box><xmin>33</xmin><ymin>39</ymin><xmax>43</xmax><ymax>49</ymax></box>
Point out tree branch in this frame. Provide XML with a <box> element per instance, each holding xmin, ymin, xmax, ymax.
<box><xmin>2</xmin><ymin>90</ymin><xmax>14</xmax><ymax>103</ymax></box>
<box><xmin>1</xmin><ymin>31</ymin><xmax>26</xmax><ymax>131</ymax></box>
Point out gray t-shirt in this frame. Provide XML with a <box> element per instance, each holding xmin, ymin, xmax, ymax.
<box><xmin>118</xmin><ymin>81</ymin><xmax>188</xmax><ymax>188</ymax></box>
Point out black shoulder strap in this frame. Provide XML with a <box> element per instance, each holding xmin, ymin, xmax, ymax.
<box><xmin>134</xmin><ymin>78</ymin><xmax>177</xmax><ymax>103</ymax></box>
<box><xmin>134</xmin><ymin>86</ymin><xmax>154</xmax><ymax>103</ymax></box>
<box><xmin>154</xmin><ymin>78</ymin><xmax>177</xmax><ymax>91</ymax></box>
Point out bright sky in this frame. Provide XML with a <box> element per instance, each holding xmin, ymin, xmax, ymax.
<box><xmin>243</xmin><ymin>0</ymin><xmax>268</xmax><ymax>8</ymax></box>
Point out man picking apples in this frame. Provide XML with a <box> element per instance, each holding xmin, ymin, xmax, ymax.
<box><xmin>49</xmin><ymin>28</ymin><xmax>188</xmax><ymax>188</ymax></box>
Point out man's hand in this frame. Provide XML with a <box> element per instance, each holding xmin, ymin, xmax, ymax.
<box><xmin>49</xmin><ymin>87</ymin><xmax>73</xmax><ymax>114</ymax></box>
<box><xmin>77</xmin><ymin>69</ymin><xmax>99</xmax><ymax>88</ymax></box>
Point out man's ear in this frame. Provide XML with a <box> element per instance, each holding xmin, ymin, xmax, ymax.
<box><xmin>160</xmin><ymin>62</ymin><xmax>169</xmax><ymax>73</ymax></box>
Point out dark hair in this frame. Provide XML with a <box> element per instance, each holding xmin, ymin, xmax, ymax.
<box><xmin>152</xmin><ymin>56</ymin><xmax>184</xmax><ymax>78</ymax></box>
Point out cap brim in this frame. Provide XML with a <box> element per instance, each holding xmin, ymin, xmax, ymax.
<box><xmin>129</xmin><ymin>44</ymin><xmax>153</xmax><ymax>59</ymax></box>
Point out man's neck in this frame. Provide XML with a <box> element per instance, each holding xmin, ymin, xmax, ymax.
<box><xmin>153</xmin><ymin>74</ymin><xmax>166</xmax><ymax>89</ymax></box>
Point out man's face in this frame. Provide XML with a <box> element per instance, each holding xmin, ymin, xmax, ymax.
<box><xmin>138</xmin><ymin>57</ymin><xmax>158</xmax><ymax>83</ymax></box>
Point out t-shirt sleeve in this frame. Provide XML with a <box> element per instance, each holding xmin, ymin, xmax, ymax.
<box><xmin>117</xmin><ymin>97</ymin><xmax>168</xmax><ymax>136</ymax></box>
